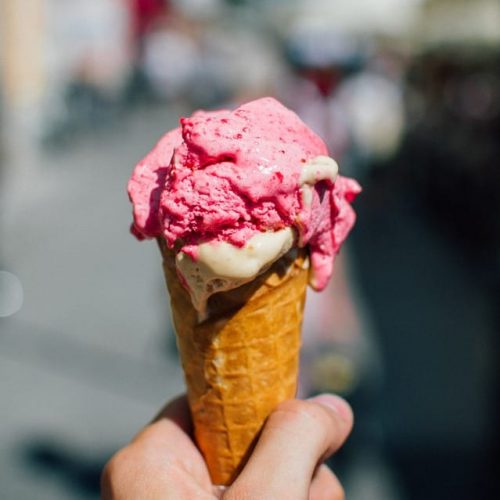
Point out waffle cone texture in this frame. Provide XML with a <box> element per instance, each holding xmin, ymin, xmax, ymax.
<box><xmin>158</xmin><ymin>238</ymin><xmax>309</xmax><ymax>485</ymax></box>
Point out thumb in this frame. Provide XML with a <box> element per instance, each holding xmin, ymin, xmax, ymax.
<box><xmin>225</xmin><ymin>395</ymin><xmax>353</xmax><ymax>499</ymax></box>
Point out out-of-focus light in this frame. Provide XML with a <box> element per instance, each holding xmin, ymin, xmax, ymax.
<box><xmin>0</xmin><ymin>271</ymin><xmax>24</xmax><ymax>317</ymax></box>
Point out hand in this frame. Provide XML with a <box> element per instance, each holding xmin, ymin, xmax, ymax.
<box><xmin>101</xmin><ymin>393</ymin><xmax>353</xmax><ymax>499</ymax></box>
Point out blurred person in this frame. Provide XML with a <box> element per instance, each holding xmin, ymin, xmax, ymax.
<box><xmin>141</xmin><ymin>14</ymin><xmax>200</xmax><ymax>102</ymax></box>
<box><xmin>280</xmin><ymin>25</ymin><xmax>360</xmax><ymax>160</ymax></box>
<box><xmin>130</xmin><ymin>0</ymin><xmax>170</xmax><ymax>51</ymax></box>
<box><xmin>336</xmin><ymin>61</ymin><xmax>404</xmax><ymax>174</ymax></box>
<box><xmin>40</xmin><ymin>0</ymin><xmax>133</xmax><ymax>143</ymax></box>
<box><xmin>196</xmin><ymin>22</ymin><xmax>286</xmax><ymax>106</ymax></box>
<box><xmin>139</xmin><ymin>0</ymin><xmax>233</xmax><ymax>106</ymax></box>
<box><xmin>171</xmin><ymin>0</ymin><xmax>285</xmax><ymax>107</ymax></box>
<box><xmin>102</xmin><ymin>393</ymin><xmax>353</xmax><ymax>499</ymax></box>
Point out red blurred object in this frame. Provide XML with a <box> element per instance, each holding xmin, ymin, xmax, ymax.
<box><xmin>130</xmin><ymin>0</ymin><xmax>168</xmax><ymax>40</ymax></box>
<box><xmin>301</xmin><ymin>68</ymin><xmax>341</xmax><ymax>97</ymax></box>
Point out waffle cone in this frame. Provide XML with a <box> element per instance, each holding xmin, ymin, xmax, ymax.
<box><xmin>158</xmin><ymin>238</ymin><xmax>309</xmax><ymax>485</ymax></box>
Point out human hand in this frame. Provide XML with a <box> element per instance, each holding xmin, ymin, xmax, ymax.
<box><xmin>101</xmin><ymin>393</ymin><xmax>353</xmax><ymax>499</ymax></box>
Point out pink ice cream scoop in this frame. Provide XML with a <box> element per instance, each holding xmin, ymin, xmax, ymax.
<box><xmin>128</xmin><ymin>97</ymin><xmax>360</xmax><ymax>291</ymax></box>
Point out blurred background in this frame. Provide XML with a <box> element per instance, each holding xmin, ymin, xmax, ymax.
<box><xmin>0</xmin><ymin>0</ymin><xmax>499</xmax><ymax>498</ymax></box>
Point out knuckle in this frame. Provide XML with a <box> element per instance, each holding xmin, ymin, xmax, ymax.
<box><xmin>266</xmin><ymin>400</ymin><xmax>334</xmax><ymax>450</ymax></box>
<box><xmin>266</xmin><ymin>399</ymin><xmax>347</xmax><ymax>457</ymax></box>
<box><xmin>270</xmin><ymin>399</ymin><xmax>334</xmax><ymax>432</ymax></box>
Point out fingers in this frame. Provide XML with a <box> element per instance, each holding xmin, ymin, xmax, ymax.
<box><xmin>101</xmin><ymin>395</ymin><xmax>212</xmax><ymax>499</ymax></box>
<box><xmin>226</xmin><ymin>394</ymin><xmax>353</xmax><ymax>500</ymax></box>
<box><xmin>129</xmin><ymin>395</ymin><xmax>202</xmax><ymax>474</ymax></box>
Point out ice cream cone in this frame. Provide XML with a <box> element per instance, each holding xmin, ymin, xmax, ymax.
<box><xmin>128</xmin><ymin>98</ymin><xmax>360</xmax><ymax>485</ymax></box>
<box><xmin>158</xmin><ymin>238</ymin><xmax>309</xmax><ymax>485</ymax></box>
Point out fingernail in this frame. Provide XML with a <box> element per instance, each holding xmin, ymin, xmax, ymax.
<box><xmin>308</xmin><ymin>394</ymin><xmax>352</xmax><ymax>422</ymax></box>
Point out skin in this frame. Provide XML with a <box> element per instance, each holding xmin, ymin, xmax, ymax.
<box><xmin>101</xmin><ymin>394</ymin><xmax>353</xmax><ymax>500</ymax></box>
